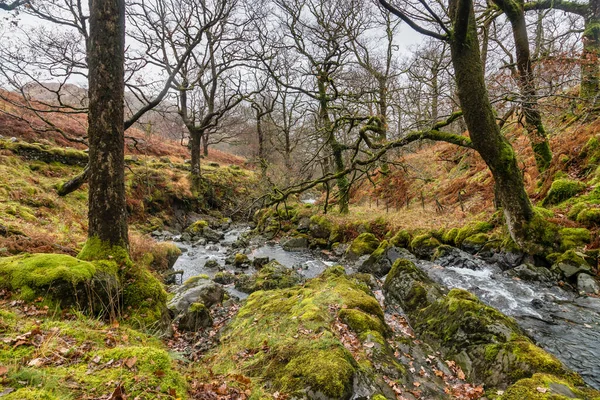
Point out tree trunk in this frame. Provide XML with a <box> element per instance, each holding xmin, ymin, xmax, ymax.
<box><xmin>86</xmin><ymin>0</ymin><xmax>128</xmax><ymax>249</ymax></box>
<box><xmin>450</xmin><ymin>0</ymin><xmax>534</xmax><ymax>246</ymax></box>
<box><xmin>190</xmin><ymin>130</ymin><xmax>201</xmax><ymax>177</ymax></box>
<box><xmin>202</xmin><ymin>132</ymin><xmax>209</xmax><ymax>156</ymax></box>
<box><xmin>494</xmin><ymin>0</ymin><xmax>552</xmax><ymax>172</ymax></box>
<box><xmin>318</xmin><ymin>76</ymin><xmax>349</xmax><ymax>214</ymax></box>
<box><xmin>256</xmin><ymin>107</ymin><xmax>267</xmax><ymax>176</ymax></box>
<box><xmin>581</xmin><ymin>0</ymin><xmax>600</xmax><ymax>100</ymax></box>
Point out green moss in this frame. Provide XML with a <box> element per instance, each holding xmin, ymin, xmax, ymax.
<box><xmin>542</xmin><ymin>179</ymin><xmax>586</xmax><ymax>206</ymax></box>
<box><xmin>390</xmin><ymin>229</ymin><xmax>411</xmax><ymax>248</ymax></box>
<box><xmin>370</xmin><ymin>240</ymin><xmax>390</xmax><ymax>259</ymax></box>
<box><xmin>122</xmin><ymin>265</ymin><xmax>168</xmax><ymax>329</ymax></box>
<box><xmin>462</xmin><ymin>233</ymin><xmax>490</xmax><ymax>247</ymax></box>
<box><xmin>0</xmin><ymin>253</ymin><xmax>118</xmax><ymax>307</ymax></box>
<box><xmin>279</xmin><ymin>348</ymin><xmax>355</xmax><ymax>398</ymax></box>
<box><xmin>442</xmin><ymin>228</ymin><xmax>459</xmax><ymax>245</ymax></box>
<box><xmin>57</xmin><ymin>346</ymin><xmax>187</xmax><ymax>398</ymax></box>
<box><xmin>183</xmin><ymin>274</ymin><xmax>210</xmax><ymax>287</ymax></box>
<box><xmin>410</xmin><ymin>234</ymin><xmax>441</xmax><ymax>252</ymax></box>
<box><xmin>234</xmin><ymin>253</ymin><xmax>250</xmax><ymax>266</ymax></box>
<box><xmin>558</xmin><ymin>228</ymin><xmax>591</xmax><ymax>251</ymax></box>
<box><xmin>454</xmin><ymin>221</ymin><xmax>494</xmax><ymax>247</ymax></box>
<box><xmin>4</xmin><ymin>388</ymin><xmax>59</xmax><ymax>400</ymax></box>
<box><xmin>500</xmin><ymin>373</ymin><xmax>597</xmax><ymax>399</ymax></box>
<box><xmin>189</xmin><ymin>302</ymin><xmax>208</xmax><ymax>313</ymax></box>
<box><xmin>347</xmin><ymin>233</ymin><xmax>380</xmax><ymax>257</ymax></box>
<box><xmin>338</xmin><ymin>308</ymin><xmax>388</xmax><ymax>337</ymax></box>
<box><xmin>186</xmin><ymin>220</ymin><xmax>208</xmax><ymax>234</ymax></box>
<box><xmin>77</xmin><ymin>237</ymin><xmax>130</xmax><ymax>264</ymax></box>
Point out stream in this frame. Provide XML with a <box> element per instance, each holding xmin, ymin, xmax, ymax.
<box><xmin>167</xmin><ymin>226</ymin><xmax>600</xmax><ymax>390</ymax></box>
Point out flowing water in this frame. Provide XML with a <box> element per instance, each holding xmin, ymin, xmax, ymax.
<box><xmin>169</xmin><ymin>227</ymin><xmax>600</xmax><ymax>389</ymax></box>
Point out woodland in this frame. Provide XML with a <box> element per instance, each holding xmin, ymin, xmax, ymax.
<box><xmin>0</xmin><ymin>0</ymin><xmax>599</xmax><ymax>398</ymax></box>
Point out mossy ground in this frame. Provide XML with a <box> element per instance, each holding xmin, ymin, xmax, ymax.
<box><xmin>0</xmin><ymin>299</ymin><xmax>186</xmax><ymax>399</ymax></box>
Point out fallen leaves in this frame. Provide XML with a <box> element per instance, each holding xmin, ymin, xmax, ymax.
<box><xmin>124</xmin><ymin>356</ymin><xmax>137</xmax><ymax>369</ymax></box>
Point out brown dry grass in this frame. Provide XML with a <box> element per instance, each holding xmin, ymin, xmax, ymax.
<box><xmin>0</xmin><ymin>90</ymin><xmax>247</xmax><ymax>166</ymax></box>
<box><xmin>345</xmin><ymin>109</ymin><xmax>600</xmax><ymax>231</ymax></box>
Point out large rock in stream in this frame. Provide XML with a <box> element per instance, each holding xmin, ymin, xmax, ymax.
<box><xmin>204</xmin><ymin>266</ymin><xmax>403</xmax><ymax>399</ymax></box>
<box><xmin>383</xmin><ymin>258</ymin><xmax>600</xmax><ymax>397</ymax></box>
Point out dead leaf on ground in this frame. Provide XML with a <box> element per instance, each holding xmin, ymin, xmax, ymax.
<box><xmin>124</xmin><ymin>356</ymin><xmax>137</xmax><ymax>369</ymax></box>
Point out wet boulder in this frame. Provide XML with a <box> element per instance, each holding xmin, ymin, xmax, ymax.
<box><xmin>233</xmin><ymin>253</ymin><xmax>250</xmax><ymax>268</ymax></box>
<box><xmin>204</xmin><ymin>259</ymin><xmax>220</xmax><ymax>269</ymax></box>
<box><xmin>252</xmin><ymin>256</ymin><xmax>270</xmax><ymax>269</ymax></box>
<box><xmin>168</xmin><ymin>275</ymin><xmax>224</xmax><ymax>316</ymax></box>
<box><xmin>577</xmin><ymin>273</ymin><xmax>600</xmax><ymax>294</ymax></box>
<box><xmin>383</xmin><ymin>259</ymin><xmax>582</xmax><ymax>390</ymax></box>
<box><xmin>551</xmin><ymin>250</ymin><xmax>591</xmax><ymax>279</ymax></box>
<box><xmin>213</xmin><ymin>271</ymin><xmax>236</xmax><ymax>285</ymax></box>
<box><xmin>281</xmin><ymin>235</ymin><xmax>309</xmax><ymax>251</ymax></box>
<box><xmin>202</xmin><ymin>226</ymin><xmax>224</xmax><ymax>243</ymax></box>
<box><xmin>507</xmin><ymin>263</ymin><xmax>558</xmax><ymax>284</ymax></box>
<box><xmin>431</xmin><ymin>246</ymin><xmax>481</xmax><ymax>270</ymax></box>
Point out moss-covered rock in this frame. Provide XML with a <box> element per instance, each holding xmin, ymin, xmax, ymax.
<box><xmin>208</xmin><ymin>267</ymin><xmax>399</xmax><ymax>398</ymax></box>
<box><xmin>453</xmin><ymin>221</ymin><xmax>494</xmax><ymax>247</ymax></box>
<box><xmin>309</xmin><ymin>215</ymin><xmax>334</xmax><ymax>239</ymax></box>
<box><xmin>233</xmin><ymin>253</ymin><xmax>250</xmax><ymax>267</ymax></box>
<box><xmin>390</xmin><ymin>229</ymin><xmax>411</xmax><ymax>248</ymax></box>
<box><xmin>409</xmin><ymin>234</ymin><xmax>441</xmax><ymax>259</ymax></box>
<box><xmin>0</xmin><ymin>140</ymin><xmax>88</xmax><ymax>166</ymax></box>
<box><xmin>551</xmin><ymin>250</ymin><xmax>592</xmax><ymax>279</ymax></box>
<box><xmin>346</xmin><ymin>233</ymin><xmax>381</xmax><ymax>259</ymax></box>
<box><xmin>383</xmin><ymin>258</ymin><xmax>443</xmax><ymax>312</ymax></box>
<box><xmin>384</xmin><ymin>259</ymin><xmax>585</xmax><ymax>390</ymax></box>
<box><xmin>499</xmin><ymin>373</ymin><xmax>599</xmax><ymax>399</ymax></box>
<box><xmin>235</xmin><ymin>261</ymin><xmax>304</xmax><ymax>293</ymax></box>
<box><xmin>0</xmin><ymin>253</ymin><xmax>119</xmax><ymax>311</ymax></box>
<box><xmin>185</xmin><ymin>219</ymin><xmax>208</xmax><ymax>234</ymax></box>
<box><xmin>542</xmin><ymin>179</ymin><xmax>586</xmax><ymax>206</ymax></box>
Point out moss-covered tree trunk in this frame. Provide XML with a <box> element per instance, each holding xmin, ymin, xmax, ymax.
<box><xmin>494</xmin><ymin>0</ymin><xmax>552</xmax><ymax>172</ymax></box>
<box><xmin>318</xmin><ymin>75</ymin><xmax>349</xmax><ymax>214</ymax></box>
<box><xmin>582</xmin><ymin>0</ymin><xmax>600</xmax><ymax>100</ymax></box>
<box><xmin>449</xmin><ymin>0</ymin><xmax>534</xmax><ymax>246</ymax></box>
<box><xmin>86</xmin><ymin>0</ymin><xmax>128</xmax><ymax>249</ymax></box>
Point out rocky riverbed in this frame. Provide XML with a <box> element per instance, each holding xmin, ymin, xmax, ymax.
<box><xmin>156</xmin><ymin>223</ymin><xmax>600</xmax><ymax>397</ymax></box>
